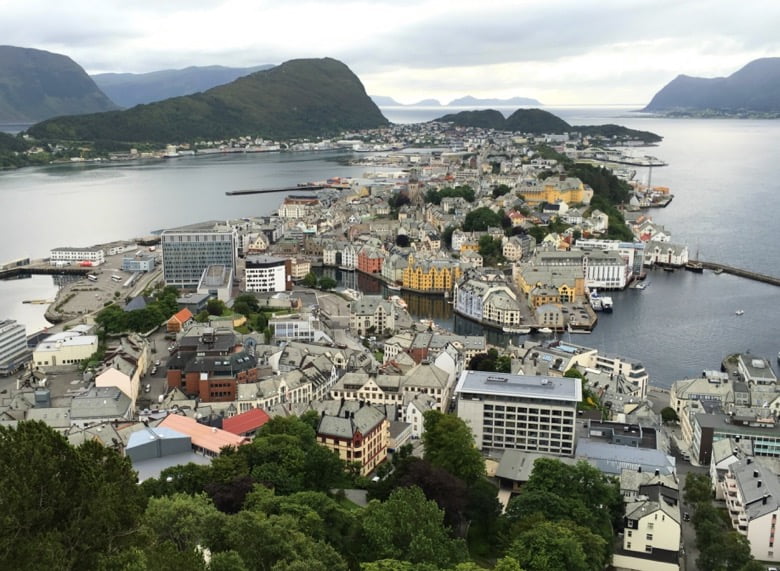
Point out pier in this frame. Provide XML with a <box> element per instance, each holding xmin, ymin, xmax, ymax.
<box><xmin>696</xmin><ymin>261</ymin><xmax>780</xmax><ymax>287</ymax></box>
<box><xmin>226</xmin><ymin>185</ymin><xmax>326</xmax><ymax>196</ymax></box>
<box><xmin>0</xmin><ymin>265</ymin><xmax>90</xmax><ymax>280</ymax></box>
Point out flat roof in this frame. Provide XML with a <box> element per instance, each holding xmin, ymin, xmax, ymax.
<box><xmin>455</xmin><ymin>370</ymin><xmax>582</xmax><ymax>402</ymax></box>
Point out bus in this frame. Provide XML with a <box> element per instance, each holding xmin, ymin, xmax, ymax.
<box><xmin>111</xmin><ymin>275</ymin><xmax>122</xmax><ymax>282</ymax></box>
<box><xmin>87</xmin><ymin>274</ymin><xmax>98</xmax><ymax>282</ymax></box>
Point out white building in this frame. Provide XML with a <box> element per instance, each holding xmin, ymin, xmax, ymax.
<box><xmin>454</xmin><ymin>370</ymin><xmax>581</xmax><ymax>456</ymax></box>
<box><xmin>245</xmin><ymin>255</ymin><xmax>287</xmax><ymax>292</ymax></box>
<box><xmin>0</xmin><ymin>319</ymin><xmax>30</xmax><ymax>376</ymax></box>
<box><xmin>722</xmin><ymin>458</ymin><xmax>780</xmax><ymax>563</ymax></box>
<box><xmin>50</xmin><ymin>247</ymin><xmax>105</xmax><ymax>266</ymax></box>
<box><xmin>32</xmin><ymin>331</ymin><xmax>99</xmax><ymax>369</ymax></box>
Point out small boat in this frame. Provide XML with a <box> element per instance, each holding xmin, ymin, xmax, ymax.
<box><xmin>388</xmin><ymin>295</ymin><xmax>407</xmax><ymax>309</ymax></box>
<box><xmin>685</xmin><ymin>261</ymin><xmax>704</xmax><ymax>273</ymax></box>
<box><xmin>714</xmin><ymin>268</ymin><xmax>724</xmax><ymax>275</ymax></box>
<box><xmin>386</xmin><ymin>284</ymin><xmax>401</xmax><ymax>291</ymax></box>
<box><xmin>632</xmin><ymin>281</ymin><xmax>648</xmax><ymax>290</ymax></box>
<box><xmin>537</xmin><ymin>327</ymin><xmax>553</xmax><ymax>334</ymax></box>
<box><xmin>601</xmin><ymin>296</ymin><xmax>614</xmax><ymax>313</ymax></box>
<box><xmin>735</xmin><ymin>310</ymin><xmax>744</xmax><ymax>316</ymax></box>
<box><xmin>503</xmin><ymin>326</ymin><xmax>531</xmax><ymax>334</ymax></box>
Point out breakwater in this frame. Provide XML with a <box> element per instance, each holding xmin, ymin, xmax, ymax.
<box><xmin>697</xmin><ymin>261</ymin><xmax>780</xmax><ymax>287</ymax></box>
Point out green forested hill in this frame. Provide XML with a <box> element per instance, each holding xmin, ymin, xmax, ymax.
<box><xmin>27</xmin><ymin>58</ymin><xmax>389</xmax><ymax>144</ymax></box>
<box><xmin>0</xmin><ymin>45</ymin><xmax>118</xmax><ymax>123</ymax></box>
<box><xmin>434</xmin><ymin>109</ymin><xmax>507</xmax><ymax>129</ymax></box>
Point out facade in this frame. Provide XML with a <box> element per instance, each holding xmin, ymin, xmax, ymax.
<box><xmin>278</xmin><ymin>195</ymin><xmax>320</xmax><ymax>219</ymax></box>
<box><xmin>614</xmin><ymin>478</ymin><xmax>681</xmax><ymax>571</ymax></box>
<box><xmin>517</xmin><ymin>175</ymin><xmax>592</xmax><ymax>206</ymax></box>
<box><xmin>317</xmin><ymin>404</ymin><xmax>390</xmax><ymax>476</ymax></box>
<box><xmin>245</xmin><ymin>255</ymin><xmax>287</xmax><ymax>292</ymax></box>
<box><xmin>403</xmin><ymin>254</ymin><xmax>462</xmax><ymax>293</ymax></box>
<box><xmin>166</xmin><ymin>327</ymin><xmax>259</xmax><ymax>403</ymax></box>
<box><xmin>349</xmin><ymin>295</ymin><xmax>398</xmax><ymax>336</ymax></box>
<box><xmin>644</xmin><ymin>241</ymin><xmax>689</xmax><ymax>268</ymax></box>
<box><xmin>167</xmin><ymin>308</ymin><xmax>194</xmax><ymax>333</ymax></box>
<box><xmin>32</xmin><ymin>331</ymin><xmax>99</xmax><ymax>369</ymax></box>
<box><xmin>50</xmin><ymin>246</ymin><xmax>105</xmax><ymax>266</ymax></box>
<box><xmin>722</xmin><ymin>458</ymin><xmax>780</xmax><ymax>563</ymax></box>
<box><xmin>454</xmin><ymin>370</ymin><xmax>581</xmax><ymax>456</ymax></box>
<box><xmin>357</xmin><ymin>246</ymin><xmax>384</xmax><ymax>274</ymax></box>
<box><xmin>121</xmin><ymin>254</ymin><xmax>155</xmax><ymax>272</ymax></box>
<box><xmin>161</xmin><ymin>224</ymin><xmax>237</xmax><ymax>289</ymax></box>
<box><xmin>0</xmin><ymin>319</ymin><xmax>30</xmax><ymax>376</ymax></box>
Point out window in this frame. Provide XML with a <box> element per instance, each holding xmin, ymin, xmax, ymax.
<box><xmin>646</xmin><ymin>533</ymin><xmax>653</xmax><ymax>541</ymax></box>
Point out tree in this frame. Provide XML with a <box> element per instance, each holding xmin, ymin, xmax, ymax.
<box><xmin>318</xmin><ymin>276</ymin><xmax>337</xmax><ymax>290</ymax></box>
<box><xmin>478</xmin><ymin>235</ymin><xmax>504</xmax><ymax>266</ymax></box>
<box><xmin>0</xmin><ymin>422</ymin><xmax>147</xmax><ymax>570</ymax></box>
<box><xmin>661</xmin><ymin>406</ymin><xmax>679</xmax><ymax>424</ymax></box>
<box><xmin>359</xmin><ymin>486</ymin><xmax>467</xmax><ymax>567</ymax></box>
<box><xmin>684</xmin><ymin>472</ymin><xmax>713</xmax><ymax>505</ymax></box>
<box><xmin>463</xmin><ymin>207</ymin><xmax>502</xmax><ymax>231</ymax></box>
<box><xmin>141</xmin><ymin>493</ymin><xmax>225</xmax><ymax>553</ymax></box>
<box><xmin>506</xmin><ymin>520</ymin><xmax>589</xmax><ymax>571</ymax></box>
<box><xmin>395</xmin><ymin>234</ymin><xmax>411</xmax><ymax>247</ymax></box>
<box><xmin>301</xmin><ymin>272</ymin><xmax>318</xmax><ymax>288</ymax></box>
<box><xmin>492</xmin><ymin>184</ymin><xmax>511</xmax><ymax>198</ymax></box>
<box><xmin>422</xmin><ymin>410</ymin><xmax>485</xmax><ymax>485</ymax></box>
<box><xmin>207</xmin><ymin>298</ymin><xmax>227</xmax><ymax>316</ymax></box>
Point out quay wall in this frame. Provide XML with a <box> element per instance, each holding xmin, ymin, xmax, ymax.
<box><xmin>698</xmin><ymin>261</ymin><xmax>780</xmax><ymax>287</ymax></box>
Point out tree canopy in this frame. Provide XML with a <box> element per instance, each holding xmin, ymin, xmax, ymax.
<box><xmin>422</xmin><ymin>411</ymin><xmax>485</xmax><ymax>485</ymax></box>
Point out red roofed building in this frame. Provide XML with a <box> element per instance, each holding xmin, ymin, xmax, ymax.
<box><xmin>159</xmin><ymin>413</ymin><xmax>248</xmax><ymax>456</ymax></box>
<box><xmin>167</xmin><ymin>308</ymin><xmax>194</xmax><ymax>333</ymax></box>
<box><xmin>222</xmin><ymin>408</ymin><xmax>271</xmax><ymax>438</ymax></box>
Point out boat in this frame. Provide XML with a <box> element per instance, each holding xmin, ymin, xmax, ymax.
<box><xmin>601</xmin><ymin>296</ymin><xmax>614</xmax><ymax>313</ymax></box>
<box><xmin>386</xmin><ymin>284</ymin><xmax>401</xmax><ymax>291</ymax></box>
<box><xmin>589</xmin><ymin>289</ymin><xmax>604</xmax><ymax>311</ymax></box>
<box><xmin>631</xmin><ymin>281</ymin><xmax>648</xmax><ymax>290</ymax></box>
<box><xmin>537</xmin><ymin>327</ymin><xmax>553</xmax><ymax>334</ymax></box>
<box><xmin>713</xmin><ymin>268</ymin><xmax>724</xmax><ymax>275</ymax></box>
<box><xmin>503</xmin><ymin>326</ymin><xmax>531</xmax><ymax>334</ymax></box>
<box><xmin>735</xmin><ymin>310</ymin><xmax>744</xmax><ymax>316</ymax></box>
<box><xmin>685</xmin><ymin>261</ymin><xmax>704</xmax><ymax>273</ymax></box>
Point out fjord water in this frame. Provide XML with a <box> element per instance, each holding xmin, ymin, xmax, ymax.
<box><xmin>1</xmin><ymin>107</ymin><xmax>778</xmax><ymax>386</ymax></box>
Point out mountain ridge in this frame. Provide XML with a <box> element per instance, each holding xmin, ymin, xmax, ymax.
<box><xmin>0</xmin><ymin>45</ymin><xmax>118</xmax><ymax>123</ymax></box>
<box><xmin>27</xmin><ymin>57</ymin><xmax>389</xmax><ymax>143</ymax></box>
<box><xmin>371</xmin><ymin>95</ymin><xmax>542</xmax><ymax>107</ymax></box>
<box><xmin>644</xmin><ymin>58</ymin><xmax>780</xmax><ymax>113</ymax></box>
<box><xmin>91</xmin><ymin>64</ymin><xmax>275</xmax><ymax>108</ymax></box>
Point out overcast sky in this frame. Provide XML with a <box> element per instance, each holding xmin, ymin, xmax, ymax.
<box><xmin>4</xmin><ymin>0</ymin><xmax>779</xmax><ymax>105</ymax></box>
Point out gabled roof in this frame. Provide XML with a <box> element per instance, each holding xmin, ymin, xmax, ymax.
<box><xmin>170</xmin><ymin>308</ymin><xmax>194</xmax><ymax>324</ymax></box>
<box><xmin>222</xmin><ymin>408</ymin><xmax>271</xmax><ymax>436</ymax></box>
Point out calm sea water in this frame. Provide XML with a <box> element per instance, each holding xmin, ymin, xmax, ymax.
<box><xmin>1</xmin><ymin>107</ymin><xmax>778</xmax><ymax>387</ymax></box>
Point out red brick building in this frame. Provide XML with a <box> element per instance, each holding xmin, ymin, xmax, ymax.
<box><xmin>357</xmin><ymin>247</ymin><xmax>384</xmax><ymax>274</ymax></box>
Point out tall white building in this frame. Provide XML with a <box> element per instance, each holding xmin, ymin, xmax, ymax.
<box><xmin>49</xmin><ymin>247</ymin><xmax>105</xmax><ymax>266</ymax></box>
<box><xmin>0</xmin><ymin>319</ymin><xmax>30</xmax><ymax>375</ymax></box>
<box><xmin>454</xmin><ymin>370</ymin><xmax>581</xmax><ymax>456</ymax></box>
<box><xmin>161</xmin><ymin>223</ymin><xmax>237</xmax><ymax>289</ymax></box>
<box><xmin>245</xmin><ymin>255</ymin><xmax>287</xmax><ymax>292</ymax></box>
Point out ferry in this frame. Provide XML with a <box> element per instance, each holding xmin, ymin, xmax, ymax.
<box><xmin>537</xmin><ymin>327</ymin><xmax>553</xmax><ymax>334</ymax></box>
<box><xmin>735</xmin><ymin>310</ymin><xmax>744</xmax><ymax>316</ymax></box>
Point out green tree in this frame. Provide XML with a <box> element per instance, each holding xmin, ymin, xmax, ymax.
<box><xmin>318</xmin><ymin>276</ymin><xmax>337</xmax><ymax>290</ymax></box>
<box><xmin>207</xmin><ymin>298</ymin><xmax>227</xmax><ymax>316</ymax></box>
<box><xmin>301</xmin><ymin>272</ymin><xmax>318</xmax><ymax>288</ymax></box>
<box><xmin>492</xmin><ymin>184</ymin><xmax>511</xmax><ymax>198</ymax></box>
<box><xmin>141</xmin><ymin>493</ymin><xmax>225</xmax><ymax>553</ymax></box>
<box><xmin>463</xmin><ymin>207</ymin><xmax>502</xmax><ymax>231</ymax></box>
<box><xmin>0</xmin><ymin>422</ymin><xmax>147</xmax><ymax>570</ymax></box>
<box><xmin>422</xmin><ymin>410</ymin><xmax>485</xmax><ymax>485</ymax></box>
<box><xmin>359</xmin><ymin>486</ymin><xmax>467</xmax><ymax>567</ymax></box>
<box><xmin>478</xmin><ymin>235</ymin><xmax>504</xmax><ymax>266</ymax></box>
<box><xmin>684</xmin><ymin>472</ymin><xmax>713</xmax><ymax>505</ymax></box>
<box><xmin>661</xmin><ymin>406</ymin><xmax>679</xmax><ymax>423</ymax></box>
<box><xmin>506</xmin><ymin>520</ymin><xmax>589</xmax><ymax>571</ymax></box>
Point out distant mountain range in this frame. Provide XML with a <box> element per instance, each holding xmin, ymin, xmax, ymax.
<box><xmin>644</xmin><ymin>58</ymin><xmax>780</xmax><ymax>114</ymax></box>
<box><xmin>0</xmin><ymin>45</ymin><xmax>117</xmax><ymax>123</ymax></box>
<box><xmin>371</xmin><ymin>95</ymin><xmax>541</xmax><ymax>107</ymax></box>
<box><xmin>91</xmin><ymin>65</ymin><xmax>274</xmax><ymax>108</ymax></box>
<box><xmin>28</xmin><ymin>58</ymin><xmax>388</xmax><ymax>143</ymax></box>
<box><xmin>433</xmin><ymin>108</ymin><xmax>662</xmax><ymax>142</ymax></box>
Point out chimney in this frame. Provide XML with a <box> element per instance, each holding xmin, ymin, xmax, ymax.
<box><xmin>655</xmin><ymin>469</ymin><xmax>660</xmax><ymax>476</ymax></box>
<box><xmin>763</xmin><ymin>494</ymin><xmax>769</xmax><ymax>505</ymax></box>
<box><xmin>754</xmin><ymin>470</ymin><xmax>759</xmax><ymax>478</ymax></box>
<box><xmin>758</xmin><ymin>480</ymin><xmax>763</xmax><ymax>488</ymax></box>
<box><xmin>747</xmin><ymin>457</ymin><xmax>752</xmax><ymax>464</ymax></box>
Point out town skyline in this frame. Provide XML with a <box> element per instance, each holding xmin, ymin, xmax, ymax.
<box><xmin>3</xmin><ymin>0</ymin><xmax>779</xmax><ymax>105</ymax></box>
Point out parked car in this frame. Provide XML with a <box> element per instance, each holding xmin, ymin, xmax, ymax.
<box><xmin>683</xmin><ymin>512</ymin><xmax>690</xmax><ymax>522</ymax></box>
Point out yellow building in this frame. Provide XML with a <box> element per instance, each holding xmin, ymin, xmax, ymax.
<box><xmin>513</xmin><ymin>265</ymin><xmax>586</xmax><ymax>307</ymax></box>
<box><xmin>518</xmin><ymin>176</ymin><xmax>592</xmax><ymax>206</ymax></box>
<box><xmin>403</xmin><ymin>254</ymin><xmax>462</xmax><ymax>292</ymax></box>
<box><xmin>317</xmin><ymin>405</ymin><xmax>389</xmax><ymax>476</ymax></box>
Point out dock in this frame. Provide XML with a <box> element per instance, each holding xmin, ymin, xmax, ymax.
<box><xmin>226</xmin><ymin>185</ymin><xmax>326</xmax><ymax>196</ymax></box>
<box><xmin>697</xmin><ymin>261</ymin><xmax>780</xmax><ymax>287</ymax></box>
